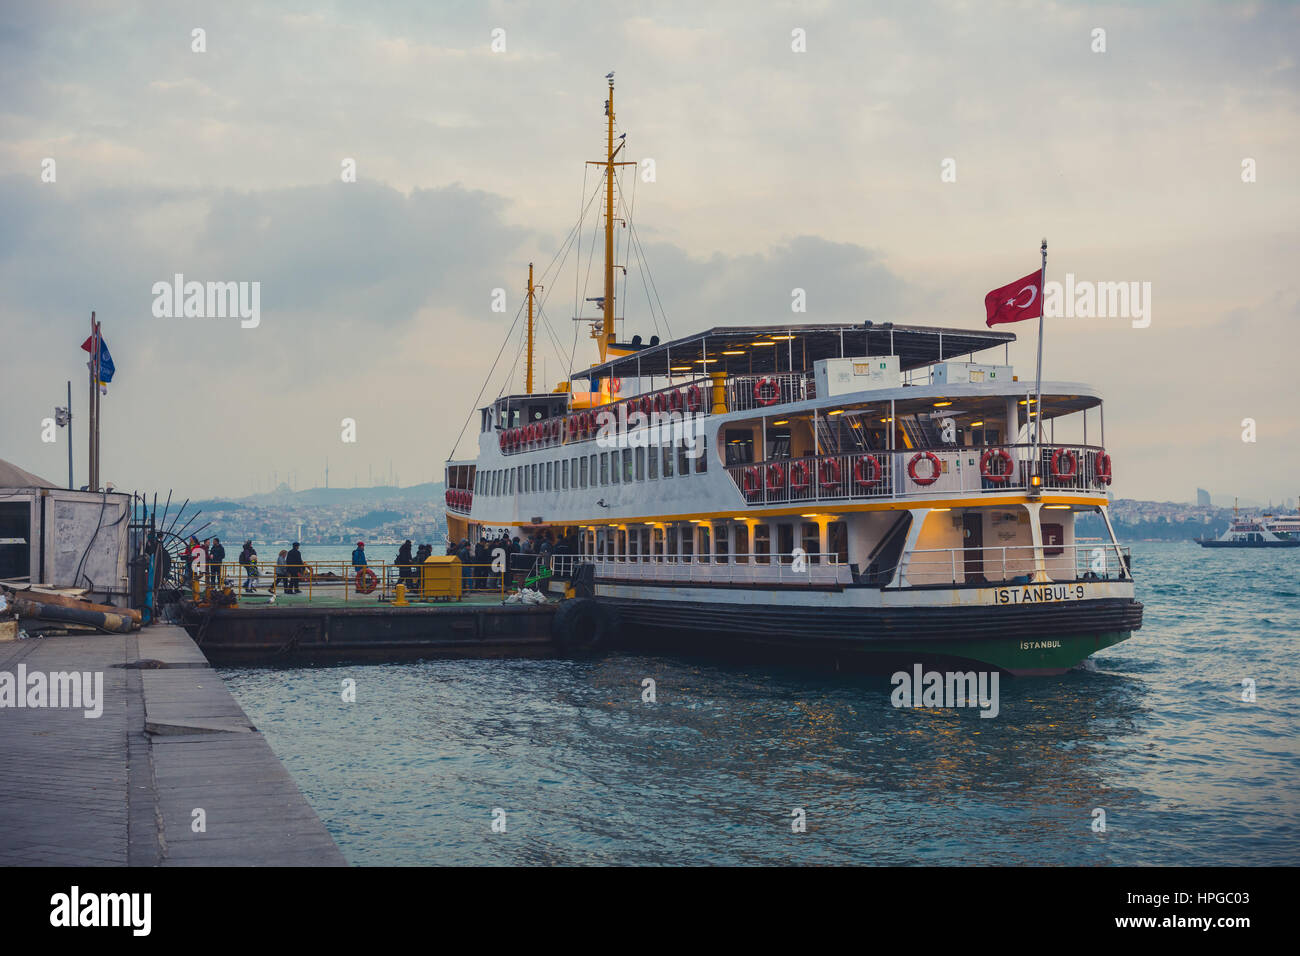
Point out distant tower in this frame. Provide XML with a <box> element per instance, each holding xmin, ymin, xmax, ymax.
<box><xmin>325</xmin><ymin>457</ymin><xmax>329</xmax><ymax>489</ymax></box>
<box><xmin>1196</xmin><ymin>488</ymin><xmax>1211</xmax><ymax>507</ymax></box>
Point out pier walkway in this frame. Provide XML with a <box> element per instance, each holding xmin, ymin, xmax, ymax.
<box><xmin>0</xmin><ymin>625</ymin><xmax>346</xmax><ymax>866</ymax></box>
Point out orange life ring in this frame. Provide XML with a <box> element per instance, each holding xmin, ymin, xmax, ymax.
<box><xmin>980</xmin><ymin>448</ymin><xmax>1014</xmax><ymax>483</ymax></box>
<box><xmin>668</xmin><ymin>389</ymin><xmax>684</xmax><ymax>413</ymax></box>
<box><xmin>1094</xmin><ymin>450</ymin><xmax>1112</xmax><ymax>485</ymax></box>
<box><xmin>819</xmin><ymin>457</ymin><xmax>843</xmax><ymax>489</ymax></box>
<box><xmin>789</xmin><ymin>460</ymin><xmax>811</xmax><ymax>491</ymax></box>
<box><xmin>498</xmin><ymin>431</ymin><xmax>507</xmax><ymax>451</ymax></box>
<box><xmin>550</xmin><ymin>419</ymin><xmax>560</xmax><ymax>442</ymax></box>
<box><xmin>686</xmin><ymin>384</ymin><xmax>704</xmax><ymax>412</ymax></box>
<box><xmin>766</xmin><ymin>461</ymin><xmax>786</xmax><ymax>491</ymax></box>
<box><xmin>908</xmin><ymin>451</ymin><xmax>941</xmax><ymax>486</ymax></box>
<box><xmin>1050</xmin><ymin>448</ymin><xmax>1078</xmax><ymax>480</ymax></box>
<box><xmin>753</xmin><ymin>377</ymin><xmax>779</xmax><ymax>406</ymax></box>
<box><xmin>742</xmin><ymin>466</ymin><xmax>761</xmax><ymax>498</ymax></box>
<box><xmin>652</xmin><ymin>392</ymin><xmax>666</xmax><ymax>414</ymax></box>
<box><xmin>853</xmin><ymin>455</ymin><xmax>882</xmax><ymax>488</ymax></box>
<box><xmin>640</xmin><ymin>394</ymin><xmax>654</xmax><ymax>416</ymax></box>
<box><xmin>626</xmin><ymin>400</ymin><xmax>638</xmax><ymax>420</ymax></box>
<box><xmin>355</xmin><ymin>567</ymin><xmax>378</xmax><ymax>594</ymax></box>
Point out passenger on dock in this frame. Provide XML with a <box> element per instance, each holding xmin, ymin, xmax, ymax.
<box><xmin>395</xmin><ymin>540</ymin><xmax>414</xmax><ymax>589</ymax></box>
<box><xmin>239</xmin><ymin>541</ymin><xmax>259</xmax><ymax>593</ymax></box>
<box><xmin>275</xmin><ymin>550</ymin><xmax>288</xmax><ymax>592</ymax></box>
<box><xmin>456</xmin><ymin>538</ymin><xmax>472</xmax><ymax>589</ymax></box>
<box><xmin>415</xmin><ymin>543</ymin><xmax>432</xmax><ymax>591</ymax></box>
<box><xmin>287</xmin><ymin>542</ymin><xmax>305</xmax><ymax>594</ymax></box>
<box><xmin>208</xmin><ymin>537</ymin><xmax>225</xmax><ymax>588</ymax></box>
<box><xmin>473</xmin><ymin>538</ymin><xmax>490</xmax><ymax>589</ymax></box>
<box><xmin>352</xmin><ymin>541</ymin><xmax>367</xmax><ymax>568</ymax></box>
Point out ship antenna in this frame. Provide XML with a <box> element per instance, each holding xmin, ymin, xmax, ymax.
<box><xmin>525</xmin><ymin>262</ymin><xmax>542</xmax><ymax>393</ymax></box>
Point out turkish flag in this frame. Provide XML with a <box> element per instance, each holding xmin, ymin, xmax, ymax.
<box><xmin>985</xmin><ymin>270</ymin><xmax>1043</xmax><ymax>327</ymax></box>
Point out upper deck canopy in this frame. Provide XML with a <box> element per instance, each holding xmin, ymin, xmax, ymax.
<box><xmin>573</xmin><ymin>323</ymin><xmax>1017</xmax><ymax>381</ymax></box>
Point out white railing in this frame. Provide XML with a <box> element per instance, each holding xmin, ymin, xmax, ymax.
<box><xmin>896</xmin><ymin>543</ymin><xmax>1131</xmax><ymax>587</ymax></box>
<box><xmin>549</xmin><ymin>552</ymin><xmax>851</xmax><ymax>587</ymax></box>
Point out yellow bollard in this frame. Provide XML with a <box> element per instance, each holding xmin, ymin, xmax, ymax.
<box><xmin>393</xmin><ymin>583</ymin><xmax>408</xmax><ymax>606</ymax></box>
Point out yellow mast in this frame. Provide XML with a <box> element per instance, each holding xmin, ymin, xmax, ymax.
<box><xmin>526</xmin><ymin>262</ymin><xmax>535</xmax><ymax>393</ymax></box>
<box><xmin>603</xmin><ymin>76</ymin><xmax>616</xmax><ymax>363</ymax></box>
<box><xmin>588</xmin><ymin>73</ymin><xmax>634</xmax><ymax>365</ymax></box>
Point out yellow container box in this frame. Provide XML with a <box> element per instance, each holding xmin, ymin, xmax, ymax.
<box><xmin>419</xmin><ymin>556</ymin><xmax>463</xmax><ymax>602</ymax></box>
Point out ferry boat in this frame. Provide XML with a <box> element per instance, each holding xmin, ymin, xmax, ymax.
<box><xmin>1198</xmin><ymin>501</ymin><xmax>1300</xmax><ymax>548</ymax></box>
<box><xmin>443</xmin><ymin>77</ymin><xmax>1143</xmax><ymax>676</ymax></box>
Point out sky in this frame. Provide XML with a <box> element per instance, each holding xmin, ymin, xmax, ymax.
<box><xmin>1</xmin><ymin>0</ymin><xmax>1297</xmax><ymax>504</ymax></box>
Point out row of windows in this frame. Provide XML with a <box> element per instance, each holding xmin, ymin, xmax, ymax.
<box><xmin>578</xmin><ymin>520</ymin><xmax>849</xmax><ymax>565</ymax></box>
<box><xmin>475</xmin><ymin>439</ymin><xmax>708</xmax><ymax>498</ymax></box>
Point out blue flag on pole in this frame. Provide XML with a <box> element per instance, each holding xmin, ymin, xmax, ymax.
<box><xmin>80</xmin><ymin>334</ymin><xmax>115</xmax><ymax>389</ymax></box>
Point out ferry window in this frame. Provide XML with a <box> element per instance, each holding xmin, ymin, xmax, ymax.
<box><xmin>610</xmin><ymin>452</ymin><xmax>620</xmax><ymax>484</ymax></box>
<box><xmin>531</xmin><ymin>464</ymin><xmax>537</xmax><ymax>492</ymax></box>
<box><xmin>580</xmin><ymin>457</ymin><xmax>588</xmax><ymax>488</ymax></box>
<box><xmin>695</xmin><ymin>435</ymin><xmax>707</xmax><ymax>473</ymax></box>
<box><xmin>663</xmin><ymin>444</ymin><xmax>674</xmax><ymax>477</ymax></box>
<box><xmin>802</xmin><ymin>522</ymin><xmax>820</xmax><ymax>564</ymax></box>
<box><xmin>724</xmin><ymin>430</ymin><xmax>754</xmax><ymax>466</ymax></box>
<box><xmin>570</xmin><ymin>458</ymin><xmax>577</xmax><ymax>488</ymax></box>
<box><xmin>508</xmin><ymin>469</ymin><xmax>514</xmax><ymax>495</ymax></box>
<box><xmin>648</xmin><ymin>444</ymin><xmax>659</xmax><ymax>479</ymax></box>
<box><xmin>697</xmin><ymin>525</ymin><xmax>711</xmax><ymax>563</ymax></box>
<box><xmin>600</xmin><ymin>453</ymin><xmax>610</xmax><ymax>485</ymax></box>
<box><xmin>778</xmin><ymin>524</ymin><xmax>795</xmax><ymax>564</ymax></box>
<box><xmin>828</xmin><ymin>521</ymin><xmax>848</xmax><ymax>564</ymax></box>
<box><xmin>616</xmin><ymin>529</ymin><xmax>626</xmax><ymax>561</ymax></box>
<box><xmin>641</xmin><ymin>528</ymin><xmax>651</xmax><ymax>562</ymax></box>
<box><xmin>635</xmin><ymin>447</ymin><xmax>645</xmax><ymax>480</ymax></box>
<box><xmin>678</xmin><ymin>441</ymin><xmax>690</xmax><ymax>477</ymax></box>
<box><xmin>653</xmin><ymin>527</ymin><xmax>665</xmax><ymax>560</ymax></box>
<box><xmin>754</xmin><ymin>524</ymin><xmax>771</xmax><ymax>564</ymax></box>
<box><xmin>623</xmin><ymin>449</ymin><xmax>633</xmax><ymax>483</ymax></box>
<box><xmin>547</xmin><ymin>461</ymin><xmax>554</xmax><ymax>491</ymax></box>
<box><xmin>680</xmin><ymin>525</ymin><xmax>694</xmax><ymax>562</ymax></box>
<box><xmin>667</xmin><ymin>526</ymin><xmax>678</xmax><ymax>563</ymax></box>
<box><xmin>735</xmin><ymin>524</ymin><xmax>750</xmax><ymax>563</ymax></box>
<box><xmin>590</xmin><ymin>454</ymin><xmax>598</xmax><ymax>485</ymax></box>
<box><xmin>714</xmin><ymin>525</ymin><xmax>728</xmax><ymax>563</ymax></box>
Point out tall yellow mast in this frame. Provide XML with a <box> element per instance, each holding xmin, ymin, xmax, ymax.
<box><xmin>603</xmin><ymin>76</ymin><xmax>616</xmax><ymax>363</ymax></box>
<box><xmin>526</xmin><ymin>262</ymin><xmax>535</xmax><ymax>393</ymax></box>
<box><xmin>588</xmin><ymin>73</ymin><xmax>634</xmax><ymax>365</ymax></box>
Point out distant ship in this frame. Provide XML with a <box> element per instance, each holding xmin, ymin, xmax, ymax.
<box><xmin>1198</xmin><ymin>500</ymin><xmax>1300</xmax><ymax>548</ymax></box>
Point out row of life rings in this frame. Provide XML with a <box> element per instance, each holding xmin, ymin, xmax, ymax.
<box><xmin>500</xmin><ymin>385</ymin><xmax>711</xmax><ymax>455</ymax></box>
<box><xmin>741</xmin><ymin>448</ymin><xmax>1112</xmax><ymax>496</ymax></box>
<box><xmin>445</xmin><ymin>489</ymin><xmax>472</xmax><ymax>509</ymax></box>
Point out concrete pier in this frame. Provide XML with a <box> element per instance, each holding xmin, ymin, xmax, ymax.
<box><xmin>0</xmin><ymin>625</ymin><xmax>346</xmax><ymax>866</ymax></box>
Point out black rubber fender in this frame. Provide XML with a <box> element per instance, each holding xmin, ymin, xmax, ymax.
<box><xmin>551</xmin><ymin>597</ymin><xmax>615</xmax><ymax>652</ymax></box>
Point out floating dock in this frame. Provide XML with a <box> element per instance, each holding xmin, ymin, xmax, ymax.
<box><xmin>181</xmin><ymin>590</ymin><xmax>560</xmax><ymax>665</ymax></box>
<box><xmin>0</xmin><ymin>624</ymin><xmax>346</xmax><ymax>866</ymax></box>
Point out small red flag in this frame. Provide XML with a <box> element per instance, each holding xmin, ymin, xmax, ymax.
<box><xmin>985</xmin><ymin>270</ymin><xmax>1043</xmax><ymax>327</ymax></box>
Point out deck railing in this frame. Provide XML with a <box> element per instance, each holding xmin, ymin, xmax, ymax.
<box><xmin>192</xmin><ymin>561</ymin><xmax>512</xmax><ymax>603</ymax></box>
<box><xmin>549</xmin><ymin>552</ymin><xmax>850</xmax><ymax>586</ymax></box>
<box><xmin>725</xmin><ymin>443</ymin><xmax>1111</xmax><ymax>504</ymax></box>
<box><xmin>894</xmin><ymin>543</ymin><xmax>1131</xmax><ymax>588</ymax></box>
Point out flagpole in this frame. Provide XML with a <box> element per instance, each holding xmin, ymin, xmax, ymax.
<box><xmin>1032</xmin><ymin>238</ymin><xmax>1047</xmax><ymax>478</ymax></box>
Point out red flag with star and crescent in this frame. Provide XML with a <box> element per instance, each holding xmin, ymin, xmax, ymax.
<box><xmin>984</xmin><ymin>270</ymin><xmax>1043</xmax><ymax>327</ymax></box>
